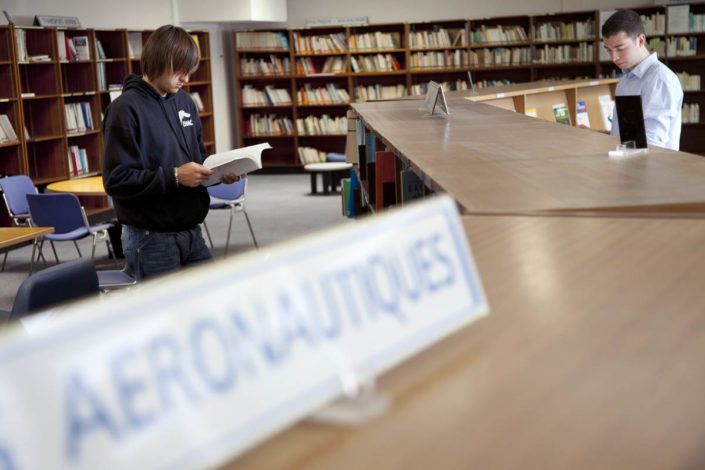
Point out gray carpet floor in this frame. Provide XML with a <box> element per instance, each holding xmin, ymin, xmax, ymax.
<box><xmin>0</xmin><ymin>173</ymin><xmax>350</xmax><ymax>311</ymax></box>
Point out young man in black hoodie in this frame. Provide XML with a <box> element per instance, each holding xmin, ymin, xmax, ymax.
<box><xmin>102</xmin><ymin>25</ymin><xmax>238</xmax><ymax>280</ymax></box>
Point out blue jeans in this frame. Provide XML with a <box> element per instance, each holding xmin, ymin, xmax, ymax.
<box><xmin>121</xmin><ymin>225</ymin><xmax>212</xmax><ymax>280</ymax></box>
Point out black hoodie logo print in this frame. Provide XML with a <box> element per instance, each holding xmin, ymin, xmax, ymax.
<box><xmin>178</xmin><ymin>110</ymin><xmax>194</xmax><ymax>127</ymax></box>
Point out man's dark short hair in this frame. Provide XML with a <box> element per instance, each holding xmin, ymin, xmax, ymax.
<box><xmin>141</xmin><ymin>25</ymin><xmax>200</xmax><ymax>79</ymax></box>
<box><xmin>601</xmin><ymin>10</ymin><xmax>645</xmax><ymax>39</ymax></box>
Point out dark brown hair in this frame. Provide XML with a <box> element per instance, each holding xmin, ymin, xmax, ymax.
<box><xmin>141</xmin><ymin>25</ymin><xmax>200</xmax><ymax>79</ymax></box>
<box><xmin>601</xmin><ymin>10</ymin><xmax>645</xmax><ymax>39</ymax></box>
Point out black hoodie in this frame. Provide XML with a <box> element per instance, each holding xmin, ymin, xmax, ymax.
<box><xmin>102</xmin><ymin>74</ymin><xmax>210</xmax><ymax>232</ymax></box>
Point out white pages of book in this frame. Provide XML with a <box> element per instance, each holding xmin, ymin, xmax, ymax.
<box><xmin>202</xmin><ymin>143</ymin><xmax>272</xmax><ymax>186</ymax></box>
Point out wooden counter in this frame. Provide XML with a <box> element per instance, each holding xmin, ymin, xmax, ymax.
<box><xmin>223</xmin><ymin>214</ymin><xmax>705</xmax><ymax>469</ymax></box>
<box><xmin>351</xmin><ymin>96</ymin><xmax>705</xmax><ymax>216</ymax></box>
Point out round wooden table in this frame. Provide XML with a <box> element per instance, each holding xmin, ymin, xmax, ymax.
<box><xmin>46</xmin><ymin>176</ymin><xmax>106</xmax><ymax>195</ymax></box>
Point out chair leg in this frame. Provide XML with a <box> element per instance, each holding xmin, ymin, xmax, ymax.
<box><xmin>35</xmin><ymin>238</ymin><xmax>48</xmax><ymax>269</ymax></box>
<box><xmin>29</xmin><ymin>239</ymin><xmax>37</xmax><ymax>276</ymax></box>
<box><xmin>50</xmin><ymin>241</ymin><xmax>60</xmax><ymax>264</ymax></box>
<box><xmin>1</xmin><ymin>249</ymin><xmax>7</xmax><ymax>272</ymax></box>
<box><xmin>106</xmin><ymin>238</ymin><xmax>118</xmax><ymax>268</ymax></box>
<box><xmin>202</xmin><ymin>221</ymin><xmax>214</xmax><ymax>250</ymax></box>
<box><xmin>73</xmin><ymin>240</ymin><xmax>83</xmax><ymax>258</ymax></box>
<box><xmin>243</xmin><ymin>210</ymin><xmax>258</xmax><ymax>249</ymax></box>
<box><xmin>224</xmin><ymin>209</ymin><xmax>234</xmax><ymax>256</ymax></box>
<box><xmin>91</xmin><ymin>233</ymin><xmax>98</xmax><ymax>260</ymax></box>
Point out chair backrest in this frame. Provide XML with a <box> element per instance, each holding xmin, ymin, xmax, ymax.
<box><xmin>0</xmin><ymin>175</ymin><xmax>37</xmax><ymax>220</ymax></box>
<box><xmin>26</xmin><ymin>193</ymin><xmax>86</xmax><ymax>234</ymax></box>
<box><xmin>207</xmin><ymin>175</ymin><xmax>247</xmax><ymax>202</ymax></box>
<box><xmin>10</xmin><ymin>259</ymin><xmax>99</xmax><ymax>320</ymax></box>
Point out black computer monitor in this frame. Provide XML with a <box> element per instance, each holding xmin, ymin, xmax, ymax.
<box><xmin>615</xmin><ymin>95</ymin><xmax>648</xmax><ymax>149</ymax></box>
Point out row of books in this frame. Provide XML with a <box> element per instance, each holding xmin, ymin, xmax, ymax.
<box><xmin>0</xmin><ymin>115</ymin><xmax>18</xmax><ymax>144</ymax></box>
<box><xmin>667</xmin><ymin>36</ymin><xmax>698</xmax><ymax>56</ymax></box>
<box><xmin>297</xmin><ymin>83</ymin><xmax>350</xmax><ymax>105</ymax></box>
<box><xmin>409</xmin><ymin>80</ymin><xmax>469</xmax><ymax>96</ymax></box>
<box><xmin>354</xmin><ymin>84</ymin><xmax>406</xmax><ymax>101</ymax></box>
<box><xmin>682</xmin><ymin>102</ymin><xmax>700</xmax><ymax>123</ymax></box>
<box><xmin>350</xmin><ymin>54</ymin><xmax>402</xmax><ymax>72</ymax></box>
<box><xmin>641</xmin><ymin>13</ymin><xmax>666</xmax><ymax>35</ymax></box>
<box><xmin>236</xmin><ymin>32</ymin><xmax>289</xmax><ymax>50</ymax></box>
<box><xmin>533</xmin><ymin>43</ymin><xmax>594</xmax><ymax>64</ymax></box>
<box><xmin>64</xmin><ymin>102</ymin><xmax>94</xmax><ymax>134</ymax></box>
<box><xmin>14</xmin><ymin>29</ymin><xmax>52</xmax><ymax>62</ymax></box>
<box><xmin>470</xmin><ymin>48</ymin><xmax>530</xmax><ymax>67</ymax></box>
<box><xmin>296</xmin><ymin>57</ymin><xmax>345</xmax><ymax>74</ymax></box>
<box><xmin>245</xmin><ymin>114</ymin><xmax>294</xmax><ymax>136</ymax></box>
<box><xmin>676</xmin><ymin>72</ymin><xmax>701</xmax><ymax>91</ymax></box>
<box><xmin>647</xmin><ymin>38</ymin><xmax>666</xmax><ymax>57</ymax></box>
<box><xmin>410</xmin><ymin>50</ymin><xmax>469</xmax><ymax>69</ymax></box>
<box><xmin>476</xmin><ymin>79</ymin><xmax>513</xmax><ymax>88</ymax></box>
<box><xmin>97</xmin><ymin>63</ymin><xmax>118</xmax><ymax>91</ymax></box>
<box><xmin>67</xmin><ymin>145</ymin><xmax>90</xmax><ymax>177</ymax></box>
<box><xmin>242</xmin><ymin>85</ymin><xmax>292</xmax><ymax>106</ymax></box>
<box><xmin>470</xmin><ymin>25</ymin><xmax>528</xmax><ymax>45</ymax></box>
<box><xmin>297</xmin><ymin>146</ymin><xmax>327</xmax><ymax>164</ymax></box>
<box><xmin>408</xmin><ymin>28</ymin><xmax>466</xmax><ymax>48</ymax></box>
<box><xmin>56</xmin><ymin>32</ymin><xmax>91</xmax><ymax>61</ymax></box>
<box><xmin>689</xmin><ymin>12</ymin><xmax>705</xmax><ymax>33</ymax></box>
<box><xmin>296</xmin><ymin>115</ymin><xmax>347</xmax><ymax>135</ymax></box>
<box><xmin>349</xmin><ymin>32</ymin><xmax>401</xmax><ymax>50</ymax></box>
<box><xmin>241</xmin><ymin>56</ymin><xmax>291</xmax><ymax>75</ymax></box>
<box><xmin>293</xmin><ymin>33</ymin><xmax>347</xmax><ymax>53</ymax></box>
<box><xmin>533</xmin><ymin>20</ymin><xmax>594</xmax><ymax>42</ymax></box>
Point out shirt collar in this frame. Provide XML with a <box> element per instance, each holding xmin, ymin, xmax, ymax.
<box><xmin>624</xmin><ymin>52</ymin><xmax>658</xmax><ymax>78</ymax></box>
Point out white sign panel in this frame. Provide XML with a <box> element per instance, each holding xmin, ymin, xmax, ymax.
<box><xmin>0</xmin><ymin>195</ymin><xmax>488</xmax><ymax>470</ymax></box>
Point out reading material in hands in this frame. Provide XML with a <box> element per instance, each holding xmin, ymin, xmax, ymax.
<box><xmin>202</xmin><ymin>143</ymin><xmax>271</xmax><ymax>186</ymax></box>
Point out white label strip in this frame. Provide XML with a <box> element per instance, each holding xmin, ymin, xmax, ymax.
<box><xmin>0</xmin><ymin>194</ymin><xmax>488</xmax><ymax>470</ymax></box>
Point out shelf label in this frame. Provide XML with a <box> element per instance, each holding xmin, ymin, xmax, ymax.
<box><xmin>589</xmin><ymin>81</ymin><xmax>599</xmax><ymax>86</ymax></box>
<box><xmin>496</xmin><ymin>92</ymin><xmax>505</xmax><ymax>98</ymax></box>
<box><xmin>0</xmin><ymin>194</ymin><xmax>488</xmax><ymax>470</ymax></box>
<box><xmin>548</xmin><ymin>86</ymin><xmax>555</xmax><ymax>91</ymax></box>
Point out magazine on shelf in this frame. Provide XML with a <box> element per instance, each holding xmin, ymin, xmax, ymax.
<box><xmin>201</xmin><ymin>143</ymin><xmax>271</xmax><ymax>186</ymax></box>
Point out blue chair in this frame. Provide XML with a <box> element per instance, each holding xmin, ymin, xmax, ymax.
<box><xmin>26</xmin><ymin>193</ymin><xmax>117</xmax><ymax>267</ymax></box>
<box><xmin>2</xmin><ymin>259</ymin><xmax>99</xmax><ymax>322</ymax></box>
<box><xmin>202</xmin><ymin>176</ymin><xmax>257</xmax><ymax>256</ymax></box>
<box><xmin>0</xmin><ymin>175</ymin><xmax>37</xmax><ymax>226</ymax></box>
<box><xmin>0</xmin><ymin>175</ymin><xmax>45</xmax><ymax>272</ymax></box>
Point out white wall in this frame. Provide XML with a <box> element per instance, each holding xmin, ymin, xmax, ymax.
<box><xmin>2</xmin><ymin>0</ymin><xmax>658</xmax><ymax>153</ymax></box>
<box><xmin>284</xmin><ymin>0</ymin><xmax>647</xmax><ymax>26</ymax></box>
<box><xmin>6</xmin><ymin>0</ymin><xmax>176</xmax><ymax>28</ymax></box>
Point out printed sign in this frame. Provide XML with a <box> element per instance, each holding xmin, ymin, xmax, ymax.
<box><xmin>0</xmin><ymin>194</ymin><xmax>488</xmax><ymax>470</ymax></box>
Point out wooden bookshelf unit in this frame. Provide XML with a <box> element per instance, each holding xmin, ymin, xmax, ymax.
<box><xmin>234</xmin><ymin>3</ymin><xmax>705</xmax><ymax>167</ymax></box>
<box><xmin>0</xmin><ymin>26</ymin><xmax>215</xmax><ymax>222</ymax></box>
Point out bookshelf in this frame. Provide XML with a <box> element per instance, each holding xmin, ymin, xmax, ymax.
<box><xmin>409</xmin><ymin>19</ymin><xmax>469</xmax><ymax>95</ymax></box>
<box><xmin>0</xmin><ymin>26</ymin><xmax>23</xmax><ymax>183</ymax></box>
<box><xmin>531</xmin><ymin>11</ymin><xmax>597</xmax><ymax>81</ymax></box>
<box><xmin>183</xmin><ymin>30</ymin><xmax>216</xmax><ymax>155</ymax></box>
<box><xmin>0</xmin><ymin>26</ymin><xmax>216</xmax><ymax>223</ymax></box>
<box><xmin>660</xmin><ymin>3</ymin><xmax>705</xmax><ymax>154</ymax></box>
<box><xmin>468</xmin><ymin>15</ymin><xmax>531</xmax><ymax>89</ymax></box>
<box><xmin>234</xmin><ymin>4</ymin><xmax>705</xmax><ymax>167</ymax></box>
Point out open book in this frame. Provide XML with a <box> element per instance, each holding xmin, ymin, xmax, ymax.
<box><xmin>202</xmin><ymin>142</ymin><xmax>272</xmax><ymax>186</ymax></box>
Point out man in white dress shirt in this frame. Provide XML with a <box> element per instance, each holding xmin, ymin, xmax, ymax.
<box><xmin>602</xmin><ymin>9</ymin><xmax>683</xmax><ymax>150</ymax></box>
